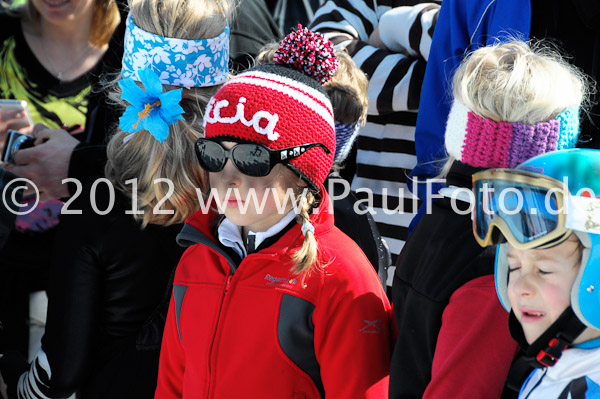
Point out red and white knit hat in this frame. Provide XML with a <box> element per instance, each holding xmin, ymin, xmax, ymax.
<box><xmin>203</xmin><ymin>26</ymin><xmax>338</xmax><ymax>190</ymax></box>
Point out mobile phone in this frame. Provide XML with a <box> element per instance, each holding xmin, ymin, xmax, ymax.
<box><xmin>1</xmin><ymin>129</ymin><xmax>35</xmax><ymax>164</ymax></box>
<box><xmin>0</xmin><ymin>99</ymin><xmax>33</xmax><ymax>130</ymax></box>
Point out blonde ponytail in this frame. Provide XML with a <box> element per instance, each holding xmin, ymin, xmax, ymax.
<box><xmin>291</xmin><ymin>190</ymin><xmax>320</xmax><ymax>277</ymax></box>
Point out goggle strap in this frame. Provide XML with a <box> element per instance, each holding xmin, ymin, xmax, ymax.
<box><xmin>533</xmin><ymin>231</ymin><xmax>572</xmax><ymax>250</ymax></box>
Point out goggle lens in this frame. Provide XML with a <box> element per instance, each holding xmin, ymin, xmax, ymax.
<box><xmin>474</xmin><ymin>179</ymin><xmax>561</xmax><ymax>244</ymax></box>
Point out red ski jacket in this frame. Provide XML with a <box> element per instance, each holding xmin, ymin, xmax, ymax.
<box><xmin>155</xmin><ymin>192</ymin><xmax>393</xmax><ymax>399</ymax></box>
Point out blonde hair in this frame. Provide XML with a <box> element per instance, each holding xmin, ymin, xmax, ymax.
<box><xmin>24</xmin><ymin>0</ymin><xmax>120</xmax><ymax>47</ymax></box>
<box><xmin>452</xmin><ymin>40</ymin><xmax>589</xmax><ymax>124</ymax></box>
<box><xmin>262</xmin><ymin>165</ymin><xmax>322</xmax><ymax>277</ymax></box>
<box><xmin>437</xmin><ymin>40</ymin><xmax>591</xmax><ymax>178</ymax></box>
<box><xmin>291</xmin><ymin>189</ymin><xmax>320</xmax><ymax>277</ymax></box>
<box><xmin>128</xmin><ymin>0</ymin><xmax>235</xmax><ymax>39</ymax></box>
<box><xmin>105</xmin><ymin>0</ymin><xmax>236</xmax><ymax>227</ymax></box>
<box><xmin>256</xmin><ymin>44</ymin><xmax>368</xmax><ymax>126</ymax></box>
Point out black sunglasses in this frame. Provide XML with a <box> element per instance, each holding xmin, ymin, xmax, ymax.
<box><xmin>195</xmin><ymin>138</ymin><xmax>331</xmax><ymax>177</ymax></box>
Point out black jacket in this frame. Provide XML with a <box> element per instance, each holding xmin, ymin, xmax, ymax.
<box><xmin>230</xmin><ymin>0</ymin><xmax>280</xmax><ymax>71</ymax></box>
<box><xmin>325</xmin><ymin>174</ymin><xmax>390</xmax><ymax>277</ymax></box>
<box><xmin>0</xmin><ymin>168</ymin><xmax>21</xmax><ymax>250</ymax></box>
<box><xmin>389</xmin><ymin>162</ymin><xmax>518</xmax><ymax>399</ymax></box>
<box><xmin>0</xmin><ymin>184</ymin><xmax>184</xmax><ymax>399</ymax></box>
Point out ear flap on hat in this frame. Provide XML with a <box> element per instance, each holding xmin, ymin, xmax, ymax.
<box><xmin>571</xmin><ymin>231</ymin><xmax>600</xmax><ymax>329</ymax></box>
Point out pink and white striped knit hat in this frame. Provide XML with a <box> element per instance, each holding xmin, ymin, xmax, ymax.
<box><xmin>444</xmin><ymin>101</ymin><xmax>581</xmax><ymax>168</ymax></box>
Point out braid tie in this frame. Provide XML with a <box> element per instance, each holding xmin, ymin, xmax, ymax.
<box><xmin>301</xmin><ymin>220</ymin><xmax>315</xmax><ymax>236</ymax></box>
<box><xmin>292</xmin><ymin>189</ymin><xmax>319</xmax><ymax>276</ymax></box>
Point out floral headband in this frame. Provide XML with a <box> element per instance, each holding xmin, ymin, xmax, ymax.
<box><xmin>444</xmin><ymin>101</ymin><xmax>580</xmax><ymax>169</ymax></box>
<box><xmin>121</xmin><ymin>13</ymin><xmax>229</xmax><ymax>89</ymax></box>
<box><xmin>118</xmin><ymin>14</ymin><xmax>230</xmax><ymax>142</ymax></box>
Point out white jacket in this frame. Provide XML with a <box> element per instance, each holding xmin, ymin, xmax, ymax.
<box><xmin>520</xmin><ymin>340</ymin><xmax>600</xmax><ymax>399</ymax></box>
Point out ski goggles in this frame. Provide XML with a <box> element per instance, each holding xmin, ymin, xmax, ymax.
<box><xmin>472</xmin><ymin>169</ymin><xmax>571</xmax><ymax>249</ymax></box>
<box><xmin>195</xmin><ymin>138</ymin><xmax>330</xmax><ymax>177</ymax></box>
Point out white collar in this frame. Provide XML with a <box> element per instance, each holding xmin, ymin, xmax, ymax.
<box><xmin>217</xmin><ymin>210</ymin><xmax>297</xmax><ymax>258</ymax></box>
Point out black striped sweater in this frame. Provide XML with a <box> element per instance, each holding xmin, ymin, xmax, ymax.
<box><xmin>310</xmin><ymin>0</ymin><xmax>440</xmax><ymax>283</ymax></box>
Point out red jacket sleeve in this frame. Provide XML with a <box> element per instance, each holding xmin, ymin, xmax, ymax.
<box><xmin>155</xmin><ymin>294</ymin><xmax>185</xmax><ymax>399</ymax></box>
<box><xmin>423</xmin><ymin>275</ymin><xmax>519</xmax><ymax>399</ymax></box>
<box><xmin>313</xmin><ymin>257</ymin><xmax>393</xmax><ymax>398</ymax></box>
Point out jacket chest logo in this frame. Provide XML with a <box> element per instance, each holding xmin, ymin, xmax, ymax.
<box><xmin>264</xmin><ymin>273</ymin><xmax>297</xmax><ymax>288</ymax></box>
<box><xmin>360</xmin><ymin>320</ymin><xmax>383</xmax><ymax>334</ymax></box>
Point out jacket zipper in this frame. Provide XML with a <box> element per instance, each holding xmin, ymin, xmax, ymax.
<box><xmin>206</xmin><ymin>273</ymin><xmax>233</xmax><ymax>398</ymax></box>
<box><xmin>223</xmin><ymin>274</ymin><xmax>232</xmax><ymax>295</ymax></box>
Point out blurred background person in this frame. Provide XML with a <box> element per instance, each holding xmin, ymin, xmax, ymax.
<box><xmin>0</xmin><ymin>168</ymin><xmax>23</xmax><ymax>250</ymax></box>
<box><xmin>390</xmin><ymin>40</ymin><xmax>589</xmax><ymax>399</ymax></box>
<box><xmin>265</xmin><ymin>0</ymin><xmax>323</xmax><ymax>35</ymax></box>
<box><xmin>0</xmin><ymin>0</ymin><xmax>234</xmax><ymax>396</ymax></box>
<box><xmin>0</xmin><ymin>0</ymin><xmax>123</xmax><ymax>362</ymax></box>
<box><xmin>310</xmin><ymin>0</ymin><xmax>440</xmax><ymax>289</ymax></box>
<box><xmin>410</xmin><ymin>0</ymin><xmax>600</xmax><ymax>204</ymax></box>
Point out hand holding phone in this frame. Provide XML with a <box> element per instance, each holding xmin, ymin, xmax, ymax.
<box><xmin>5</xmin><ymin>125</ymin><xmax>79</xmax><ymax>200</ymax></box>
<box><xmin>0</xmin><ymin>100</ymin><xmax>33</xmax><ymax>133</ymax></box>
<box><xmin>1</xmin><ymin>129</ymin><xmax>35</xmax><ymax>164</ymax></box>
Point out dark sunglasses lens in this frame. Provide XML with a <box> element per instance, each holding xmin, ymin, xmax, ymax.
<box><xmin>232</xmin><ymin>144</ymin><xmax>271</xmax><ymax>177</ymax></box>
<box><xmin>196</xmin><ymin>141</ymin><xmax>225</xmax><ymax>172</ymax></box>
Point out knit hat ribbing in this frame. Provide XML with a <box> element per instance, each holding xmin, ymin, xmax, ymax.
<box><xmin>203</xmin><ymin>27</ymin><xmax>338</xmax><ymax>190</ymax></box>
<box><xmin>445</xmin><ymin>101</ymin><xmax>581</xmax><ymax>168</ymax></box>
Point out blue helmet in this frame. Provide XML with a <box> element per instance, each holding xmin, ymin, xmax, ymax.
<box><xmin>494</xmin><ymin>149</ymin><xmax>600</xmax><ymax>330</ymax></box>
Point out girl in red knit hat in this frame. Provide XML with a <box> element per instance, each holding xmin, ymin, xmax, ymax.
<box><xmin>155</xmin><ymin>27</ymin><xmax>392</xmax><ymax>399</ymax></box>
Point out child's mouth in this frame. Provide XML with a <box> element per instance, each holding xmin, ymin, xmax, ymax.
<box><xmin>226</xmin><ymin>199</ymin><xmax>240</xmax><ymax>208</ymax></box>
<box><xmin>520</xmin><ymin>309</ymin><xmax>545</xmax><ymax>322</ymax></box>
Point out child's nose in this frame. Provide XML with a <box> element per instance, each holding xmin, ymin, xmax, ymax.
<box><xmin>220</xmin><ymin>158</ymin><xmax>242</xmax><ymax>185</ymax></box>
<box><xmin>513</xmin><ymin>274</ymin><xmax>535</xmax><ymax>297</ymax></box>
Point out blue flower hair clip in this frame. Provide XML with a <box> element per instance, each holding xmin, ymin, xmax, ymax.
<box><xmin>118</xmin><ymin>68</ymin><xmax>185</xmax><ymax>143</ymax></box>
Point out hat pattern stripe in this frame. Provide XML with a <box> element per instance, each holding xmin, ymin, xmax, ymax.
<box><xmin>239</xmin><ymin>71</ymin><xmax>333</xmax><ymax>111</ymax></box>
<box><xmin>445</xmin><ymin>100</ymin><xmax>578</xmax><ymax>169</ymax></box>
<box><xmin>444</xmin><ymin>101</ymin><xmax>470</xmax><ymax>160</ymax></box>
<box><xmin>461</xmin><ymin>112</ymin><xmax>512</xmax><ymax>168</ymax></box>
<box><xmin>232</xmin><ymin>75</ymin><xmax>334</xmax><ymax>127</ymax></box>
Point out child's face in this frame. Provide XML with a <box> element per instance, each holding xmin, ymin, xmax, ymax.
<box><xmin>506</xmin><ymin>235</ymin><xmax>582</xmax><ymax>344</ymax></box>
<box><xmin>209</xmin><ymin>141</ymin><xmax>300</xmax><ymax>233</ymax></box>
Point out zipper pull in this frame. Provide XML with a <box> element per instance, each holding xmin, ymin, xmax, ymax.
<box><xmin>223</xmin><ymin>274</ymin><xmax>232</xmax><ymax>296</ymax></box>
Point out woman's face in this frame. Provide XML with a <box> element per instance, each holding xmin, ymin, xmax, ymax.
<box><xmin>208</xmin><ymin>141</ymin><xmax>301</xmax><ymax>234</ymax></box>
<box><xmin>31</xmin><ymin>0</ymin><xmax>95</xmax><ymax>26</ymax></box>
